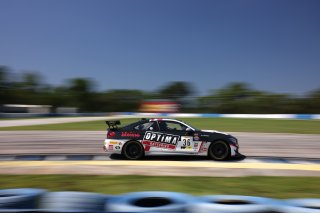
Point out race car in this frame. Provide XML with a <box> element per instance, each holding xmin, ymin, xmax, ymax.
<box><xmin>103</xmin><ymin>118</ymin><xmax>240</xmax><ymax>160</ymax></box>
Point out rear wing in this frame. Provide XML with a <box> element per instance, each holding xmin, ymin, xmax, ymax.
<box><xmin>105</xmin><ymin>120</ymin><xmax>121</xmax><ymax>130</ymax></box>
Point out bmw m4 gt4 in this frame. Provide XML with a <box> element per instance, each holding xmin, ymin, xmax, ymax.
<box><xmin>103</xmin><ymin>118</ymin><xmax>240</xmax><ymax>160</ymax></box>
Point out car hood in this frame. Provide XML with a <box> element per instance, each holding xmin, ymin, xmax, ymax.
<box><xmin>201</xmin><ymin>129</ymin><xmax>230</xmax><ymax>136</ymax></box>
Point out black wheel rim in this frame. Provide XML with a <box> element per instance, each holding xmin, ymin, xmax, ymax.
<box><xmin>212</xmin><ymin>142</ymin><xmax>228</xmax><ymax>159</ymax></box>
<box><xmin>127</xmin><ymin>143</ymin><xmax>141</xmax><ymax>159</ymax></box>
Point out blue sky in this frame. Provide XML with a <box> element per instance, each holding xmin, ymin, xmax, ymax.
<box><xmin>0</xmin><ymin>0</ymin><xmax>319</xmax><ymax>95</ymax></box>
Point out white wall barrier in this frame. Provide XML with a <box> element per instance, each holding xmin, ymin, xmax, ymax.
<box><xmin>1</xmin><ymin>112</ymin><xmax>319</xmax><ymax>119</ymax></box>
<box><xmin>120</xmin><ymin>112</ymin><xmax>320</xmax><ymax>120</ymax></box>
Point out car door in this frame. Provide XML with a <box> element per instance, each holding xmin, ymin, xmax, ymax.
<box><xmin>158</xmin><ymin>120</ymin><xmax>198</xmax><ymax>153</ymax></box>
<box><xmin>132</xmin><ymin>121</ymin><xmax>163</xmax><ymax>152</ymax></box>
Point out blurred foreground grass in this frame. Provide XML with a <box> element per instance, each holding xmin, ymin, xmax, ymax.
<box><xmin>0</xmin><ymin>175</ymin><xmax>319</xmax><ymax>198</ymax></box>
<box><xmin>0</xmin><ymin>118</ymin><xmax>319</xmax><ymax>134</ymax></box>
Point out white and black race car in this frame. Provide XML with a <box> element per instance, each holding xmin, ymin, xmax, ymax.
<box><xmin>103</xmin><ymin>118</ymin><xmax>240</xmax><ymax>160</ymax></box>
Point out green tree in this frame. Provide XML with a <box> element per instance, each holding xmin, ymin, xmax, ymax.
<box><xmin>66</xmin><ymin>78</ymin><xmax>96</xmax><ymax>112</ymax></box>
<box><xmin>20</xmin><ymin>72</ymin><xmax>43</xmax><ymax>92</ymax></box>
<box><xmin>0</xmin><ymin>66</ymin><xmax>11</xmax><ymax>106</ymax></box>
<box><xmin>97</xmin><ymin>90</ymin><xmax>145</xmax><ymax>112</ymax></box>
<box><xmin>158</xmin><ymin>81</ymin><xmax>193</xmax><ymax>101</ymax></box>
<box><xmin>303</xmin><ymin>89</ymin><xmax>320</xmax><ymax>113</ymax></box>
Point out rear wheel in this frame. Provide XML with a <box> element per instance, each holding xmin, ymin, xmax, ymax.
<box><xmin>123</xmin><ymin>141</ymin><xmax>144</xmax><ymax>160</ymax></box>
<box><xmin>208</xmin><ymin>140</ymin><xmax>230</xmax><ymax>161</ymax></box>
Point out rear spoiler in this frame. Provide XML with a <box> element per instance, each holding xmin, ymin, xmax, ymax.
<box><xmin>105</xmin><ymin>120</ymin><xmax>121</xmax><ymax>130</ymax></box>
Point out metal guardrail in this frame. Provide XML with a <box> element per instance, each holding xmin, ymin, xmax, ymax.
<box><xmin>0</xmin><ymin>189</ymin><xmax>319</xmax><ymax>212</ymax></box>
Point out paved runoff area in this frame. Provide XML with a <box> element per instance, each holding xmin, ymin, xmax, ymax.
<box><xmin>0</xmin><ymin>131</ymin><xmax>319</xmax><ymax>176</ymax></box>
<box><xmin>0</xmin><ymin>159</ymin><xmax>319</xmax><ymax>176</ymax></box>
<box><xmin>0</xmin><ymin>116</ymin><xmax>115</xmax><ymax>127</ymax></box>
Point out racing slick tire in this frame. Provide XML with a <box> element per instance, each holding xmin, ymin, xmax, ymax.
<box><xmin>122</xmin><ymin>141</ymin><xmax>145</xmax><ymax>160</ymax></box>
<box><xmin>187</xmin><ymin>195</ymin><xmax>279</xmax><ymax>213</ymax></box>
<box><xmin>105</xmin><ymin>191</ymin><xmax>194</xmax><ymax>212</ymax></box>
<box><xmin>0</xmin><ymin>188</ymin><xmax>46</xmax><ymax>209</ymax></box>
<box><xmin>279</xmin><ymin>198</ymin><xmax>320</xmax><ymax>213</ymax></box>
<box><xmin>39</xmin><ymin>191</ymin><xmax>109</xmax><ymax>212</ymax></box>
<box><xmin>208</xmin><ymin>140</ymin><xmax>230</xmax><ymax>161</ymax></box>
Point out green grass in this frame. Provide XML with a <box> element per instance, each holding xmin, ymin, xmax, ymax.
<box><xmin>0</xmin><ymin>175</ymin><xmax>319</xmax><ymax>198</ymax></box>
<box><xmin>0</xmin><ymin>118</ymin><xmax>319</xmax><ymax>134</ymax></box>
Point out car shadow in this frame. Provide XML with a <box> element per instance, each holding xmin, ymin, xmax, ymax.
<box><xmin>110</xmin><ymin>154</ymin><xmax>246</xmax><ymax>162</ymax></box>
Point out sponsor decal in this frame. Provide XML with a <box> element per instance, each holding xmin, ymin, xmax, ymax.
<box><xmin>108</xmin><ymin>145</ymin><xmax>113</xmax><ymax>150</ymax></box>
<box><xmin>199</xmin><ymin>142</ymin><xmax>208</xmax><ymax>153</ymax></box>
<box><xmin>115</xmin><ymin>146</ymin><xmax>121</xmax><ymax>150</ymax></box>
<box><xmin>194</xmin><ymin>142</ymin><xmax>199</xmax><ymax>148</ymax></box>
<box><xmin>180</xmin><ymin>145</ymin><xmax>193</xmax><ymax>150</ymax></box>
<box><xmin>121</xmin><ymin>132</ymin><xmax>140</xmax><ymax>138</ymax></box>
<box><xmin>194</xmin><ymin>133</ymin><xmax>200</xmax><ymax>141</ymax></box>
<box><xmin>109</xmin><ymin>141</ymin><xmax>119</xmax><ymax>145</ymax></box>
<box><xmin>143</xmin><ymin>131</ymin><xmax>180</xmax><ymax>145</ymax></box>
<box><xmin>142</xmin><ymin>141</ymin><xmax>176</xmax><ymax>150</ymax></box>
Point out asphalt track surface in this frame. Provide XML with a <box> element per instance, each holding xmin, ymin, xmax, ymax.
<box><xmin>0</xmin><ymin>131</ymin><xmax>320</xmax><ymax>176</ymax></box>
<box><xmin>0</xmin><ymin>131</ymin><xmax>319</xmax><ymax>158</ymax></box>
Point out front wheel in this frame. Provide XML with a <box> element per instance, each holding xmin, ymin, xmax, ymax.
<box><xmin>122</xmin><ymin>141</ymin><xmax>144</xmax><ymax>160</ymax></box>
<box><xmin>208</xmin><ymin>140</ymin><xmax>230</xmax><ymax>161</ymax></box>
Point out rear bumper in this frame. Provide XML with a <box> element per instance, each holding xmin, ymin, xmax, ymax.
<box><xmin>103</xmin><ymin>139</ymin><xmax>122</xmax><ymax>154</ymax></box>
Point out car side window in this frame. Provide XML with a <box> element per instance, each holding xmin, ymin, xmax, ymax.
<box><xmin>159</xmin><ymin>121</ymin><xmax>187</xmax><ymax>131</ymax></box>
<box><xmin>134</xmin><ymin>121</ymin><xmax>158</xmax><ymax>131</ymax></box>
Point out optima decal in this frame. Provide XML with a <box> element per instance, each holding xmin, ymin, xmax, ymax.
<box><xmin>143</xmin><ymin>131</ymin><xmax>180</xmax><ymax>145</ymax></box>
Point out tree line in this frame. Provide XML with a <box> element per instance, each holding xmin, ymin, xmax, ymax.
<box><xmin>0</xmin><ymin>66</ymin><xmax>319</xmax><ymax>113</ymax></box>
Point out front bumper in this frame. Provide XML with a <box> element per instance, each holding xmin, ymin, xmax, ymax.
<box><xmin>230</xmin><ymin>144</ymin><xmax>240</xmax><ymax>157</ymax></box>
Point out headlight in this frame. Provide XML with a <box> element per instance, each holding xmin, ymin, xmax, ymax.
<box><xmin>229</xmin><ymin>137</ymin><xmax>238</xmax><ymax>144</ymax></box>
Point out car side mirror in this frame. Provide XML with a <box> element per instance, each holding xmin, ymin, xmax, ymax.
<box><xmin>186</xmin><ymin>128</ymin><xmax>194</xmax><ymax>136</ymax></box>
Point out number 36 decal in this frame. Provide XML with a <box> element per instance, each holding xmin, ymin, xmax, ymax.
<box><xmin>182</xmin><ymin>138</ymin><xmax>191</xmax><ymax>146</ymax></box>
<box><xmin>178</xmin><ymin>136</ymin><xmax>194</xmax><ymax>150</ymax></box>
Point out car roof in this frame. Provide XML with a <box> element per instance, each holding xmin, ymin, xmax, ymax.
<box><xmin>147</xmin><ymin>118</ymin><xmax>195</xmax><ymax>130</ymax></box>
<box><xmin>149</xmin><ymin>118</ymin><xmax>178</xmax><ymax>122</ymax></box>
